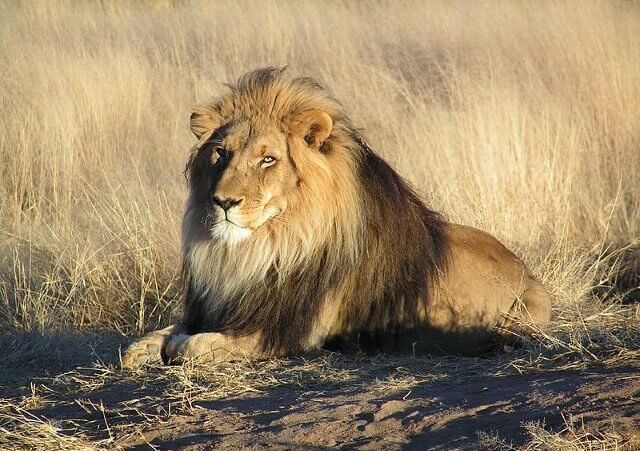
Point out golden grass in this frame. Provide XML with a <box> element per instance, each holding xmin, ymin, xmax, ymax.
<box><xmin>523</xmin><ymin>417</ymin><xmax>640</xmax><ymax>451</ymax></box>
<box><xmin>0</xmin><ymin>400</ymin><xmax>115</xmax><ymax>450</ymax></box>
<box><xmin>1</xmin><ymin>0</ymin><xmax>640</xmax><ymax>448</ymax></box>
<box><xmin>2</xmin><ymin>0</ymin><xmax>640</xmax><ymax>339</ymax></box>
<box><xmin>481</xmin><ymin>414</ymin><xmax>640</xmax><ymax>450</ymax></box>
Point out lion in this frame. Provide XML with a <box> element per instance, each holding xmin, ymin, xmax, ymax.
<box><xmin>122</xmin><ymin>67</ymin><xmax>551</xmax><ymax>368</ymax></box>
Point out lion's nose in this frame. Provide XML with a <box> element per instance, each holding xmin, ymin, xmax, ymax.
<box><xmin>213</xmin><ymin>196</ymin><xmax>244</xmax><ymax>211</ymax></box>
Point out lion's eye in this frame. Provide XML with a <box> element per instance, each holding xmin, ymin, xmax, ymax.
<box><xmin>261</xmin><ymin>156</ymin><xmax>276</xmax><ymax>167</ymax></box>
<box><xmin>214</xmin><ymin>147</ymin><xmax>229</xmax><ymax>160</ymax></box>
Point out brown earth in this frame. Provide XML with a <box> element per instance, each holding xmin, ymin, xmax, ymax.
<box><xmin>3</xmin><ymin>338</ymin><xmax>639</xmax><ymax>450</ymax></box>
<box><xmin>119</xmin><ymin>368</ymin><xmax>640</xmax><ymax>449</ymax></box>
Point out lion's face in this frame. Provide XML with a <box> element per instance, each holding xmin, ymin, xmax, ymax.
<box><xmin>206</xmin><ymin>121</ymin><xmax>296</xmax><ymax>244</ymax></box>
<box><xmin>188</xmin><ymin>109</ymin><xmax>333</xmax><ymax>245</ymax></box>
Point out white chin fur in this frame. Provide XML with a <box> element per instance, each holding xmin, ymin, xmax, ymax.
<box><xmin>210</xmin><ymin>221</ymin><xmax>252</xmax><ymax>245</ymax></box>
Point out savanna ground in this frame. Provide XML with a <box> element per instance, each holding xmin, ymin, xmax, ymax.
<box><xmin>1</xmin><ymin>0</ymin><xmax>640</xmax><ymax>449</ymax></box>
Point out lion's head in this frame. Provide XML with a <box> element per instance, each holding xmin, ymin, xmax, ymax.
<box><xmin>189</xmin><ymin>105</ymin><xmax>333</xmax><ymax>245</ymax></box>
<box><xmin>183</xmin><ymin>68</ymin><xmax>365</xmax><ymax>294</ymax></box>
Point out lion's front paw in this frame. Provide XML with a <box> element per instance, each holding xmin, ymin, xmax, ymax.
<box><xmin>121</xmin><ymin>339</ymin><xmax>162</xmax><ymax>370</ymax></box>
<box><xmin>163</xmin><ymin>332</ymin><xmax>228</xmax><ymax>364</ymax></box>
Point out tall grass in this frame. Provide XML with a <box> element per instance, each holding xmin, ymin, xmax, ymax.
<box><xmin>1</xmin><ymin>0</ymin><xmax>639</xmax><ymax>348</ymax></box>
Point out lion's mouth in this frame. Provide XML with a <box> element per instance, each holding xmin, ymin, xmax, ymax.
<box><xmin>205</xmin><ymin>203</ymin><xmax>282</xmax><ymax>243</ymax></box>
<box><xmin>206</xmin><ymin>207</ymin><xmax>253</xmax><ymax>229</ymax></box>
<box><xmin>219</xmin><ymin>218</ymin><xmax>249</xmax><ymax>229</ymax></box>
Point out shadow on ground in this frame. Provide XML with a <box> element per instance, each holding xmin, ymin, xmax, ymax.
<box><xmin>0</xmin><ymin>330</ymin><xmax>128</xmax><ymax>393</ymax></box>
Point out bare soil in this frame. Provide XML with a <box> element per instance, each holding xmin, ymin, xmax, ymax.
<box><xmin>3</xmin><ymin>337</ymin><xmax>639</xmax><ymax>450</ymax></box>
<box><xmin>120</xmin><ymin>368</ymin><xmax>640</xmax><ymax>449</ymax></box>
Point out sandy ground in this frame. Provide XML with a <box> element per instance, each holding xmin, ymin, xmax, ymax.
<box><xmin>121</xmin><ymin>368</ymin><xmax>640</xmax><ymax>449</ymax></box>
<box><xmin>2</xmin><ymin>337</ymin><xmax>639</xmax><ymax>450</ymax></box>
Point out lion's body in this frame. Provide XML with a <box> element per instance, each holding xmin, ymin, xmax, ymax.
<box><xmin>423</xmin><ymin>224</ymin><xmax>550</xmax><ymax>353</ymax></box>
<box><xmin>122</xmin><ymin>68</ymin><xmax>551</xmax><ymax>368</ymax></box>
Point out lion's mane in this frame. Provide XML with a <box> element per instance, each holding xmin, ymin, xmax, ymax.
<box><xmin>182</xmin><ymin>68</ymin><xmax>449</xmax><ymax>354</ymax></box>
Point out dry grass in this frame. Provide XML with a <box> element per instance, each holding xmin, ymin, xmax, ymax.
<box><xmin>1</xmin><ymin>0</ymin><xmax>640</xmax><ymax>448</ymax></box>
<box><xmin>0</xmin><ymin>400</ymin><xmax>114</xmax><ymax>450</ymax></box>
<box><xmin>481</xmin><ymin>414</ymin><xmax>640</xmax><ymax>450</ymax></box>
<box><xmin>523</xmin><ymin>416</ymin><xmax>640</xmax><ymax>451</ymax></box>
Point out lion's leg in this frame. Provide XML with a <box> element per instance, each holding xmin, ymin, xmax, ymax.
<box><xmin>163</xmin><ymin>332</ymin><xmax>263</xmax><ymax>364</ymax></box>
<box><xmin>121</xmin><ymin>324</ymin><xmax>183</xmax><ymax>369</ymax></box>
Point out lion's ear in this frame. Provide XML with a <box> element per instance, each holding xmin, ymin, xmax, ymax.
<box><xmin>288</xmin><ymin>109</ymin><xmax>333</xmax><ymax>149</ymax></box>
<box><xmin>190</xmin><ymin>105</ymin><xmax>221</xmax><ymax>139</ymax></box>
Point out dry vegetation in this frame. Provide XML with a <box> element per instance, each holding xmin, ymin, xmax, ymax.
<box><xmin>1</xmin><ymin>0</ymin><xmax>640</xmax><ymax>449</ymax></box>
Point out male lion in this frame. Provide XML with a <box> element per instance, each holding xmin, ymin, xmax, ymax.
<box><xmin>122</xmin><ymin>68</ymin><xmax>551</xmax><ymax>368</ymax></box>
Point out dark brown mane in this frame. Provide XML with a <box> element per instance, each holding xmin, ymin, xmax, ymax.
<box><xmin>330</xmin><ymin>136</ymin><xmax>449</xmax><ymax>352</ymax></box>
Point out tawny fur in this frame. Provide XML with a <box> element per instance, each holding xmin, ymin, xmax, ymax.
<box><xmin>122</xmin><ymin>68</ymin><xmax>551</xmax><ymax>368</ymax></box>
